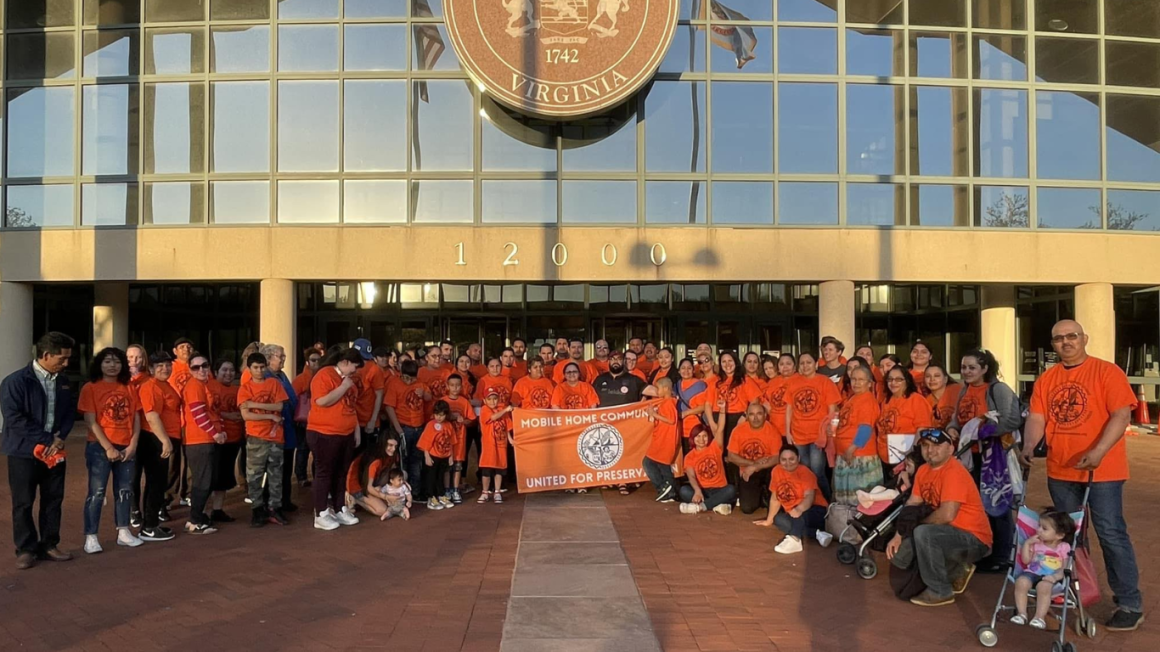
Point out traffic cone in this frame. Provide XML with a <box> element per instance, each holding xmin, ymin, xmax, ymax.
<box><xmin>1135</xmin><ymin>385</ymin><xmax>1151</xmax><ymax>426</ymax></box>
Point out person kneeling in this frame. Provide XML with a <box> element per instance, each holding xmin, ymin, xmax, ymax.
<box><xmin>885</xmin><ymin>428</ymin><xmax>992</xmax><ymax>607</ymax></box>
<box><xmin>755</xmin><ymin>444</ymin><xmax>830</xmax><ymax>554</ymax></box>
<box><xmin>678</xmin><ymin>424</ymin><xmax>736</xmax><ymax>515</ymax></box>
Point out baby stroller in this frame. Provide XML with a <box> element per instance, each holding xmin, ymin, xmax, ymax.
<box><xmin>976</xmin><ymin>473</ymin><xmax>1098</xmax><ymax>651</ymax></box>
<box><xmin>835</xmin><ymin>487</ymin><xmax>908</xmax><ymax>579</ymax></box>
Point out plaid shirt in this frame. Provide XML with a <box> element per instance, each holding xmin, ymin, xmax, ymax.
<box><xmin>31</xmin><ymin>360</ymin><xmax>57</xmax><ymax>434</ymax></box>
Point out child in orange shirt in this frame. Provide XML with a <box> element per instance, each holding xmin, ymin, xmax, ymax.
<box><xmin>643</xmin><ymin>378</ymin><xmax>680</xmax><ymax>503</ymax></box>
<box><xmin>238</xmin><ymin>353</ymin><xmax>290</xmax><ymax>527</ymax></box>
<box><xmin>417</xmin><ymin>400</ymin><xmax>456</xmax><ymax>511</ymax></box>
<box><xmin>479</xmin><ymin>388</ymin><xmax>514</xmax><ymax>504</ymax></box>
<box><xmin>443</xmin><ymin>374</ymin><xmax>476</xmax><ymax>504</ymax></box>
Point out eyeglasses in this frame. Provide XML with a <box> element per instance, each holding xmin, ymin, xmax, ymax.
<box><xmin>1051</xmin><ymin>332</ymin><xmax>1082</xmax><ymax>344</ymax></box>
<box><xmin>565</xmin><ymin>370</ymin><xmax>580</xmax><ymax>375</ymax></box>
<box><xmin>596</xmin><ymin>345</ymin><xmax>609</xmax><ymax>350</ymax></box>
<box><xmin>189</xmin><ymin>363</ymin><xmax>208</xmax><ymax>371</ymax></box>
<box><xmin>887</xmin><ymin>377</ymin><xmax>905</xmax><ymax>383</ymax></box>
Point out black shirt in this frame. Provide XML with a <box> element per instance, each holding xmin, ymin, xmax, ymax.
<box><xmin>593</xmin><ymin>372</ymin><xmax>648</xmax><ymax>407</ymax></box>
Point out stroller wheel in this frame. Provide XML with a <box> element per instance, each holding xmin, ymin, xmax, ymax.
<box><xmin>1051</xmin><ymin>641</ymin><xmax>1063</xmax><ymax>652</ymax></box>
<box><xmin>1085</xmin><ymin>617</ymin><xmax>1097</xmax><ymax>639</ymax></box>
<box><xmin>975</xmin><ymin>624</ymin><xmax>998</xmax><ymax>648</ymax></box>
<box><xmin>836</xmin><ymin>543</ymin><xmax>857</xmax><ymax>565</ymax></box>
<box><xmin>856</xmin><ymin>557</ymin><xmax>877</xmax><ymax>580</ymax></box>
<box><xmin>1063</xmin><ymin>643</ymin><xmax>1077</xmax><ymax>652</ymax></box>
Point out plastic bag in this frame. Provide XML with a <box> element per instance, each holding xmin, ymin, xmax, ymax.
<box><xmin>1074</xmin><ymin>546</ymin><xmax>1101</xmax><ymax>608</ymax></box>
<box><xmin>979</xmin><ymin>437</ymin><xmax>1014</xmax><ymax>517</ymax></box>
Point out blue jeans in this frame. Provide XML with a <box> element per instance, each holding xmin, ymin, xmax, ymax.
<box><xmin>642</xmin><ymin>456</ymin><xmax>675</xmax><ymax>493</ymax></box>
<box><xmin>795</xmin><ymin>444</ymin><xmax>832</xmax><ymax>502</ymax></box>
<box><xmin>678</xmin><ymin>484</ymin><xmax>736</xmax><ymax>510</ymax></box>
<box><xmin>84</xmin><ymin>442</ymin><xmax>136</xmax><ymax>535</ymax></box>
<box><xmin>401</xmin><ymin>425</ymin><xmax>424</xmax><ymax>494</ymax></box>
<box><xmin>1048</xmin><ymin>478</ymin><xmax>1142</xmax><ymax>612</ymax></box>
<box><xmin>773</xmin><ymin>504</ymin><xmax>826</xmax><ymax>540</ymax></box>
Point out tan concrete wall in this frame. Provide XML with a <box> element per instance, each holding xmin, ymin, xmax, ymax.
<box><xmin>1075</xmin><ymin>283</ymin><xmax>1116</xmax><ymax>361</ymax></box>
<box><xmin>93</xmin><ymin>282</ymin><xmax>129</xmax><ymax>351</ymax></box>
<box><xmin>1</xmin><ymin>226</ymin><xmax>1157</xmax><ymax>284</ymax></box>
<box><xmin>819</xmin><ymin>281</ymin><xmax>856</xmax><ymax>354</ymax></box>
<box><xmin>260</xmin><ymin>279</ymin><xmax>297</xmax><ymax>375</ymax></box>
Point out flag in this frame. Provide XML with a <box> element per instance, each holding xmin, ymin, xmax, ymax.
<box><xmin>697</xmin><ymin>0</ymin><xmax>758</xmax><ymax>69</ymax></box>
<box><xmin>413</xmin><ymin>0</ymin><xmax>446</xmax><ymax>102</ymax></box>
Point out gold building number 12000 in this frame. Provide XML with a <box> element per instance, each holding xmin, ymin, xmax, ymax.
<box><xmin>453</xmin><ymin>242</ymin><xmax>667</xmax><ymax>267</ymax></box>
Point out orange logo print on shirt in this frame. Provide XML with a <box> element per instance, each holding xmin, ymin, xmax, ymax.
<box><xmin>102</xmin><ymin>393</ymin><xmax>132</xmax><ymax>425</ymax></box>
<box><xmin>563</xmin><ymin>392</ymin><xmax>586</xmax><ymax>410</ymax></box>
<box><xmin>404</xmin><ymin>387</ymin><xmax>425</xmax><ymax>412</ymax></box>
<box><xmin>428</xmin><ymin>377</ymin><xmax>448</xmax><ymax>399</ymax></box>
<box><xmin>878</xmin><ymin>407</ymin><xmax>898</xmax><ymax>434</ymax></box>
<box><xmin>794</xmin><ymin>387</ymin><xmax>820</xmax><ymax>416</ymax></box>
<box><xmin>741</xmin><ymin>439</ymin><xmax>770</xmax><ymax>460</ymax></box>
<box><xmin>528</xmin><ymin>387</ymin><xmax>552</xmax><ymax>409</ymax></box>
<box><xmin>920</xmin><ymin>480</ymin><xmax>940</xmax><ymax>507</ymax></box>
<box><xmin>432</xmin><ymin>424</ymin><xmax>454</xmax><ymax>458</ymax></box>
<box><xmin>696</xmin><ymin>456</ymin><xmax>722</xmax><ymax>483</ymax></box>
<box><xmin>837</xmin><ymin>403</ymin><xmax>853</xmax><ymax>430</ymax></box>
<box><xmin>934</xmin><ymin>404</ymin><xmax>953</xmax><ymax>425</ymax></box>
<box><xmin>768</xmin><ymin>385</ymin><xmax>788</xmax><ymax>409</ymax></box>
<box><xmin>1048</xmin><ymin>382</ymin><xmax>1089</xmax><ymax>427</ymax></box>
<box><xmin>775</xmin><ymin>479</ymin><xmax>801</xmax><ymax>507</ymax></box>
<box><xmin>490</xmin><ymin>419</ymin><xmax>508</xmax><ymax>444</ymax></box>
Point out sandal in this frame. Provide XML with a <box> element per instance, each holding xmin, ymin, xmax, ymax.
<box><xmin>477</xmin><ymin>491</ymin><xmax>491</xmax><ymax>504</ymax></box>
<box><xmin>618</xmin><ymin>485</ymin><xmax>630</xmax><ymax>495</ymax></box>
<box><xmin>1010</xmin><ymin>614</ymin><xmax>1027</xmax><ymax>626</ymax></box>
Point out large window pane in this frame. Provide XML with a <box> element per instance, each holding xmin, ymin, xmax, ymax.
<box><xmin>344</xmin><ymin>181</ymin><xmax>406</xmax><ymax>224</ymax></box>
<box><xmin>8</xmin><ymin>0</ymin><xmax>74</xmax><ymax>28</ymax></box>
<box><xmin>910</xmin><ymin>184</ymin><xmax>968</xmax><ymax>226</ymax></box>
<box><xmin>279</xmin><ymin>81</ymin><xmax>339</xmax><ymax>172</ymax></box>
<box><xmin>778</xmin><ymin>0</ymin><xmax>832</xmax><ymax>22</ymax></box>
<box><xmin>910</xmin><ymin>32</ymin><xmax>967</xmax><ymax>78</ymax></box>
<box><xmin>910</xmin><ymin>0</ymin><xmax>965</xmax><ymax>27</ymax></box>
<box><xmin>211</xmin><ymin>181</ymin><xmax>269</xmax><ymax>224</ymax></box>
<box><xmin>279</xmin><ymin>25</ymin><xmax>340</xmax><ymax>72</ymax></box>
<box><xmin>779</xmin><ymin>83</ymin><xmax>836</xmax><ymax>174</ymax></box>
<box><xmin>1107</xmin><ymin>95</ymin><xmax>1160</xmax><ymax>183</ymax></box>
<box><xmin>562</xmin><ymin>104</ymin><xmax>635</xmax><ymax>172</ymax></box>
<box><xmin>211</xmin><ymin>0</ymin><xmax>269</xmax><ymax>20</ymax></box>
<box><xmin>974</xmin><ymin>0</ymin><xmax>1025</xmax><ymax>29</ymax></box>
<box><xmin>848</xmin><ymin>183</ymin><xmax>902</xmax><ymax>226</ymax></box>
<box><xmin>779</xmin><ymin>182</ymin><xmax>836</xmax><ymax>225</ymax></box>
<box><xmin>659</xmin><ymin>26</ymin><xmax>704</xmax><ymax>74</ymax></box>
<box><xmin>344</xmin><ymin>25</ymin><xmax>406</xmax><ymax>71</ymax></box>
<box><xmin>482</xmin><ymin>107</ymin><xmax>556</xmax><ymax>172</ymax></box>
<box><xmin>346</xmin><ymin>0</ymin><xmax>406</xmax><ymax>18</ymax></box>
<box><xmin>974</xmin><ymin>89</ymin><xmax>1028</xmax><ymax>178</ymax></box>
<box><xmin>846</xmin><ymin>29</ymin><xmax>904</xmax><ymax>77</ymax></box>
<box><xmin>847</xmin><ymin>84</ymin><xmax>899</xmax><ymax>175</ymax></box>
<box><xmin>712</xmin><ymin>83</ymin><xmax>772</xmax><ymax>173</ymax></box>
<box><xmin>975</xmin><ymin>186</ymin><xmax>1029</xmax><ymax>228</ymax></box>
<box><xmin>278</xmin><ymin>181</ymin><xmax>339</xmax><ymax>224</ymax></box>
<box><xmin>1037</xmin><ymin>188</ymin><xmax>1100</xmax><ymax>229</ymax></box>
<box><xmin>212</xmin><ymin>82</ymin><xmax>269</xmax><ymax>173</ymax></box>
<box><xmin>83</xmin><ymin>30</ymin><xmax>139</xmax><ymax>77</ymax></box>
<box><xmin>211</xmin><ymin>26</ymin><xmax>269</xmax><ymax>73</ymax></box>
<box><xmin>563</xmin><ymin>181</ymin><xmax>636</xmax><ymax>224</ymax></box>
<box><xmin>7</xmin><ymin>33</ymin><xmax>76</xmax><ymax>80</ymax></box>
<box><xmin>1107</xmin><ymin>190</ymin><xmax>1160</xmax><ymax>231</ymax></box>
<box><xmin>1035</xmin><ymin>38</ymin><xmax>1097</xmax><ymax>84</ymax></box>
<box><xmin>145</xmin><ymin>182</ymin><xmax>205</xmax><ymax>224</ymax></box>
<box><xmin>413</xmin><ymin>180</ymin><xmax>472</xmax><ymax>224</ymax></box>
<box><xmin>84</xmin><ymin>0</ymin><xmax>141</xmax><ymax>24</ymax></box>
<box><xmin>646</xmin><ymin>182</ymin><xmax>705</xmax><ymax>224</ymax></box>
<box><xmin>280</xmin><ymin>0</ymin><xmax>338</xmax><ymax>19</ymax></box>
<box><xmin>344</xmin><ymin>81</ymin><xmax>406</xmax><ymax>172</ymax></box>
<box><xmin>910</xmin><ymin>86</ymin><xmax>968</xmax><ymax>176</ymax></box>
<box><xmin>645</xmin><ymin>82</ymin><xmax>705</xmax><ymax>173</ymax></box>
<box><xmin>1036</xmin><ymin>91</ymin><xmax>1099</xmax><ymax>180</ymax></box>
<box><xmin>146</xmin><ymin>28</ymin><xmax>205</xmax><ymax>75</ymax></box>
<box><xmin>709</xmin><ymin>26</ymin><xmax>770</xmax><ymax>73</ymax></box>
<box><xmin>1106</xmin><ymin>1</ymin><xmax>1160</xmax><ymax>39</ymax></box>
<box><xmin>145</xmin><ymin>83</ymin><xmax>205</xmax><ymax>174</ymax></box>
<box><xmin>83</xmin><ymin>85</ymin><xmax>139</xmax><ymax>176</ymax></box>
<box><xmin>1035</xmin><ymin>0</ymin><xmax>1096</xmax><ymax>33</ymax></box>
<box><xmin>5</xmin><ymin>185</ymin><xmax>74</xmax><ymax>228</ymax></box>
<box><xmin>974</xmin><ymin>35</ymin><xmax>1026</xmax><ymax>81</ymax></box>
<box><xmin>412</xmin><ymin>25</ymin><xmax>459</xmax><ymax>71</ymax></box>
<box><xmin>146</xmin><ymin>0</ymin><xmax>203</xmax><ymax>21</ymax></box>
<box><xmin>82</xmin><ymin>183</ymin><xmax>137</xmax><ymax>226</ymax></box>
<box><xmin>778</xmin><ymin>28</ymin><xmax>835</xmax><ymax>74</ymax></box>
<box><xmin>1106</xmin><ymin>42</ymin><xmax>1160</xmax><ymax>89</ymax></box>
<box><xmin>713</xmin><ymin>182</ymin><xmax>772</xmax><ymax>225</ymax></box>
<box><xmin>482</xmin><ymin>181</ymin><xmax>556</xmax><ymax>224</ymax></box>
<box><xmin>412</xmin><ymin>81</ymin><xmax>473</xmax><ymax>172</ymax></box>
<box><xmin>846</xmin><ymin>1</ymin><xmax>903</xmax><ymax>23</ymax></box>
<box><xmin>8</xmin><ymin>87</ymin><xmax>75</xmax><ymax>178</ymax></box>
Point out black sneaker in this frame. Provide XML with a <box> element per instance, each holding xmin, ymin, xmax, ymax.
<box><xmin>268</xmin><ymin>509</ymin><xmax>289</xmax><ymax>526</ymax></box>
<box><xmin>655</xmin><ymin>484</ymin><xmax>674</xmax><ymax>502</ymax></box>
<box><xmin>250</xmin><ymin>508</ymin><xmax>267</xmax><ymax>528</ymax></box>
<box><xmin>1106</xmin><ymin>609</ymin><xmax>1145</xmax><ymax>632</ymax></box>
<box><xmin>282</xmin><ymin>502</ymin><xmax>299</xmax><ymax>513</ymax></box>
<box><xmin>211</xmin><ymin>509</ymin><xmax>235</xmax><ymax>523</ymax></box>
<box><xmin>130</xmin><ymin>510</ymin><xmax>143</xmax><ymax>529</ymax></box>
<box><xmin>158</xmin><ymin>507</ymin><xmax>171</xmax><ymax>523</ymax></box>
<box><xmin>139</xmin><ymin>526</ymin><xmax>175</xmax><ymax>542</ymax></box>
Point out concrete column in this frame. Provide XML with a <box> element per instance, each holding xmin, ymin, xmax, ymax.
<box><xmin>1075</xmin><ymin>282</ymin><xmax>1115</xmax><ymax>362</ymax></box>
<box><xmin>93</xmin><ymin>282</ymin><xmax>129</xmax><ymax>351</ymax></box>
<box><xmin>981</xmin><ymin>285</ymin><xmax>1017</xmax><ymax>390</ymax></box>
<box><xmin>260</xmin><ymin>279</ymin><xmax>297</xmax><ymax>375</ymax></box>
<box><xmin>819</xmin><ymin>280</ymin><xmax>856</xmax><ymax>355</ymax></box>
<box><xmin>0</xmin><ymin>282</ymin><xmax>34</xmax><ymax>378</ymax></box>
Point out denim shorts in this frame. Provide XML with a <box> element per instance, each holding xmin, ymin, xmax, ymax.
<box><xmin>1017</xmin><ymin>571</ymin><xmax>1064</xmax><ymax>593</ymax></box>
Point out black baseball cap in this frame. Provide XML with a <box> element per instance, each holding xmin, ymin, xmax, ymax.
<box><xmin>173</xmin><ymin>337</ymin><xmax>194</xmax><ymax>347</ymax></box>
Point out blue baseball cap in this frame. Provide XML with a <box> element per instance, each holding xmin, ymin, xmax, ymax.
<box><xmin>352</xmin><ymin>338</ymin><xmax>374</xmax><ymax>361</ymax></box>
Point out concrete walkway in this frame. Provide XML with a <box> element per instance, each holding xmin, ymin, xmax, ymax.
<box><xmin>500</xmin><ymin>492</ymin><xmax>662</xmax><ymax>652</ymax></box>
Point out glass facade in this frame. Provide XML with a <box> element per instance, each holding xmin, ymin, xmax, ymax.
<box><xmin>2</xmin><ymin>0</ymin><xmax>1159</xmax><ymax>229</ymax></box>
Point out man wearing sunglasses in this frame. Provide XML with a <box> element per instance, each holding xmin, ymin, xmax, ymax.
<box><xmin>886</xmin><ymin>428</ymin><xmax>992</xmax><ymax>607</ymax></box>
<box><xmin>1021</xmin><ymin>319</ymin><xmax>1143</xmax><ymax>632</ymax></box>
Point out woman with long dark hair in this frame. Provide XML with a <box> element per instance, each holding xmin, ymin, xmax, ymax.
<box><xmin>705</xmin><ymin>351</ymin><xmax>758</xmax><ymax>487</ymax></box>
<box><xmin>877</xmin><ymin>366</ymin><xmax>933</xmax><ymax>482</ymax></box>
<box><xmin>761</xmin><ymin>353</ymin><xmax>798</xmax><ymax>443</ymax></box>
<box><xmin>647</xmin><ymin>346</ymin><xmax>681</xmax><ymax>388</ymax></box>
<box><xmin>925</xmin><ymin>362</ymin><xmax>960</xmax><ymax>428</ymax></box>
<box><xmin>908</xmin><ymin>341</ymin><xmax>933</xmax><ymax>396</ymax></box>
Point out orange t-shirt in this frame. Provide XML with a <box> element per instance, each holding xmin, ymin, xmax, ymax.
<box><xmin>416</xmin><ymin>419</ymin><xmax>456</xmax><ymax>459</ymax></box>
<box><xmin>78</xmin><ymin>381</ymin><xmax>138</xmax><ymax>447</ymax></box>
<box><xmin>835</xmin><ymin>391</ymin><xmax>880</xmax><ymax>458</ymax></box>
<box><xmin>291</xmin><ymin>367</ymin><xmax>314</xmax><ymax>396</ymax></box>
<box><xmin>444</xmin><ymin>394</ymin><xmax>475</xmax><ymax>461</ymax></box>
<box><xmin>550</xmin><ymin>381</ymin><xmax>599</xmax><ymax>410</ymax></box>
<box><xmin>418</xmin><ymin>364</ymin><xmax>451</xmax><ymax>404</ymax></box>
<box><xmin>475</xmin><ymin>374</ymin><xmax>514</xmax><ymax>407</ymax></box>
<box><xmin>708</xmin><ymin>374</ymin><xmax>759</xmax><ymax>414</ymax></box>
<box><xmin>512</xmin><ymin>375</ymin><xmax>555</xmax><ymax>409</ymax></box>
<box><xmin>129</xmin><ymin>372</ymin><xmax>150</xmax><ymax>413</ymax></box>
<box><xmin>684</xmin><ymin>441</ymin><xmax>727</xmax><ymax>489</ymax></box>
<box><xmin>877</xmin><ymin>392</ymin><xmax>934</xmax><ymax>463</ymax></box>
<box><xmin>588</xmin><ymin>358</ymin><xmax>611</xmax><ymax>376</ymax></box>
<box><xmin>762</xmin><ymin>375</ymin><xmax>796</xmax><ymax>437</ymax></box>
<box><xmin>307</xmin><ymin>367</ymin><xmax>358</xmax><ymax>436</ymax></box>
<box><xmin>929</xmin><ymin>383</ymin><xmax>960</xmax><ymax>428</ymax></box>
<box><xmin>240</xmin><ymin>368</ymin><xmax>252</xmax><ymax>386</ymax></box>
<box><xmin>238</xmin><ymin>377</ymin><xmax>290</xmax><ymax>443</ymax></box>
<box><xmin>181</xmin><ymin>378</ymin><xmax>221</xmax><ymax>446</ymax></box>
<box><xmin>385</xmin><ymin>378</ymin><xmax>427</xmax><ymax>428</ymax></box>
<box><xmin>552</xmin><ymin>359</ymin><xmax>595</xmax><ymax>384</ymax></box>
<box><xmin>139</xmin><ymin>377</ymin><xmax>182</xmax><ymax>439</ymax></box>
<box><xmin>953</xmin><ymin>383</ymin><xmax>989</xmax><ymax>427</ymax></box>
<box><xmin>910</xmin><ymin>367</ymin><xmax>930</xmax><ymax>396</ymax></box>
<box><xmin>787</xmin><ymin>373</ymin><xmax>842</xmax><ymax>446</ymax></box>
<box><xmin>637</xmin><ymin>358</ymin><xmax>656</xmax><ymax>376</ymax></box>
<box><xmin>469</xmin><ymin>364</ymin><xmax>489</xmax><ymax>382</ymax></box>
<box><xmin>629</xmin><ymin>369</ymin><xmax>649</xmax><ymax>383</ymax></box>
<box><xmin>679</xmin><ymin>379</ymin><xmax>708</xmax><ymax>437</ymax></box>
<box><xmin>645</xmin><ymin>398</ymin><xmax>680</xmax><ymax>465</ymax></box>
<box><xmin>479</xmin><ymin>404</ymin><xmax>511</xmax><ymax>470</ymax></box>
<box><xmin>353</xmin><ymin>363</ymin><xmax>387</xmax><ymax>426</ymax></box>
<box><xmin>913</xmin><ymin>458</ymin><xmax>992</xmax><ymax>547</ymax></box>
<box><xmin>727</xmin><ymin>419</ymin><xmax>782</xmax><ymax>462</ymax></box>
<box><xmin>207</xmin><ymin>378</ymin><xmax>244</xmax><ymax>444</ymax></box>
<box><xmin>770</xmin><ymin>464</ymin><xmax>829</xmax><ymax>511</ymax></box>
<box><xmin>1029</xmin><ymin>357</ymin><xmax>1137</xmax><ymax>482</ymax></box>
<box><xmin>507</xmin><ymin>361</ymin><xmax>528</xmax><ymax>381</ymax></box>
<box><xmin>346</xmin><ymin>457</ymin><xmax>383</xmax><ymax>496</ymax></box>
<box><xmin>169</xmin><ymin>359</ymin><xmax>192</xmax><ymax>395</ymax></box>
<box><xmin>744</xmin><ymin>375</ymin><xmax>768</xmax><ymax>396</ymax></box>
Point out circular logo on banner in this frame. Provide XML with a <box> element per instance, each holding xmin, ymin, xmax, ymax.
<box><xmin>444</xmin><ymin>0</ymin><xmax>680</xmax><ymax>118</ymax></box>
<box><xmin>576</xmin><ymin>422</ymin><xmax>624</xmax><ymax>470</ymax></box>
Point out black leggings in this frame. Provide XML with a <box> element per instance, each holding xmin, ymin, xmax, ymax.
<box><xmin>423</xmin><ymin>456</ymin><xmax>450</xmax><ymax>498</ymax></box>
<box><xmin>721</xmin><ymin>412</ymin><xmax>743</xmax><ymax>487</ymax></box>
<box><xmin>136</xmin><ymin>432</ymin><xmax>170</xmax><ymax>528</ymax></box>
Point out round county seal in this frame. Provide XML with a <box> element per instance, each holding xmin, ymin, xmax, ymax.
<box><xmin>444</xmin><ymin>0</ymin><xmax>680</xmax><ymax>118</ymax></box>
<box><xmin>576</xmin><ymin>422</ymin><xmax>625</xmax><ymax>470</ymax></box>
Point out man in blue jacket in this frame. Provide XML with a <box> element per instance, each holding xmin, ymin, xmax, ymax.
<box><xmin>2</xmin><ymin>332</ymin><xmax>76</xmax><ymax>570</ymax></box>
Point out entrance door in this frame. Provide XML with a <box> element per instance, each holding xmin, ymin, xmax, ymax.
<box><xmin>591</xmin><ymin>316</ymin><xmax>665</xmax><ymax>353</ymax></box>
<box><xmin>443</xmin><ymin>316</ymin><xmax>511</xmax><ymax>360</ymax></box>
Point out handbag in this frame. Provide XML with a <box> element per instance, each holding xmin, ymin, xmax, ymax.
<box><xmin>1074</xmin><ymin>546</ymin><xmax>1101</xmax><ymax>608</ymax></box>
<box><xmin>825</xmin><ymin>503</ymin><xmax>861</xmax><ymax>544</ymax></box>
<box><xmin>294</xmin><ymin>391</ymin><xmax>311</xmax><ymax>423</ymax></box>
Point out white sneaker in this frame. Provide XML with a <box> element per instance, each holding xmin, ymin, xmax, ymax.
<box><xmin>84</xmin><ymin>534</ymin><xmax>103</xmax><ymax>554</ymax></box>
<box><xmin>116</xmin><ymin>527</ymin><xmax>143</xmax><ymax>548</ymax></box>
<box><xmin>439</xmin><ymin>495</ymin><xmax>454</xmax><ymax>509</ymax></box>
<box><xmin>313</xmin><ymin>510</ymin><xmax>340</xmax><ymax>531</ymax></box>
<box><xmin>774</xmin><ymin>536</ymin><xmax>803</xmax><ymax>554</ymax></box>
<box><xmin>815</xmin><ymin>530</ymin><xmax>834</xmax><ymax>548</ymax></box>
<box><xmin>712</xmin><ymin>504</ymin><xmax>732</xmax><ymax>516</ymax></box>
<box><xmin>334</xmin><ymin>506</ymin><xmax>360</xmax><ymax>526</ymax></box>
<box><xmin>427</xmin><ymin>497</ymin><xmax>444</xmax><ymax>510</ymax></box>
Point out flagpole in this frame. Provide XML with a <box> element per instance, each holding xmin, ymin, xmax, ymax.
<box><xmin>688</xmin><ymin>1</ymin><xmax>701</xmax><ymax>224</ymax></box>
